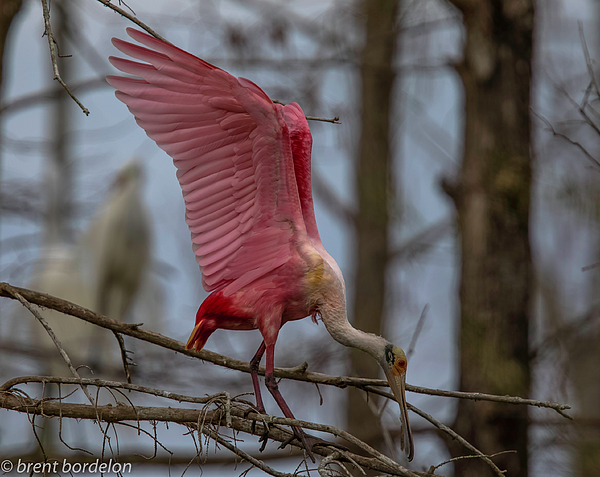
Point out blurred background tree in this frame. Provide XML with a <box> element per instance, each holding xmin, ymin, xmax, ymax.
<box><xmin>0</xmin><ymin>0</ymin><xmax>598</xmax><ymax>476</ymax></box>
<box><xmin>442</xmin><ymin>1</ymin><xmax>533</xmax><ymax>476</ymax></box>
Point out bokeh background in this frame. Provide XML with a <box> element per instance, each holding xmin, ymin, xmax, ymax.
<box><xmin>0</xmin><ymin>0</ymin><xmax>599</xmax><ymax>476</ymax></box>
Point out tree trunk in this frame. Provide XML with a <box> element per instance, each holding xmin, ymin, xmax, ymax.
<box><xmin>0</xmin><ymin>0</ymin><xmax>23</xmax><ymax>261</ymax></box>
<box><xmin>0</xmin><ymin>0</ymin><xmax>22</xmax><ymax>92</ymax></box>
<box><xmin>569</xmin><ymin>329</ymin><xmax>600</xmax><ymax>477</ymax></box>
<box><xmin>445</xmin><ymin>2</ymin><xmax>534</xmax><ymax>476</ymax></box>
<box><xmin>348</xmin><ymin>0</ymin><xmax>399</xmax><ymax>455</ymax></box>
<box><xmin>568</xmin><ymin>5</ymin><xmax>600</xmax><ymax>474</ymax></box>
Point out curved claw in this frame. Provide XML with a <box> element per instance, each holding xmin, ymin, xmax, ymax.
<box><xmin>245</xmin><ymin>407</ymin><xmax>270</xmax><ymax>447</ymax></box>
<box><xmin>278</xmin><ymin>426</ymin><xmax>315</xmax><ymax>462</ymax></box>
<box><xmin>278</xmin><ymin>428</ymin><xmax>348</xmax><ymax>462</ymax></box>
<box><xmin>259</xmin><ymin>430</ymin><xmax>270</xmax><ymax>453</ymax></box>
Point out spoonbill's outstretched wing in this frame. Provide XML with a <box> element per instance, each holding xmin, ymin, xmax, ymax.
<box><xmin>107</xmin><ymin>28</ymin><xmax>307</xmax><ymax>295</ymax></box>
<box><xmin>281</xmin><ymin>103</ymin><xmax>344</xmax><ymax>283</ymax></box>
<box><xmin>280</xmin><ymin>103</ymin><xmax>321</xmax><ymax>247</ymax></box>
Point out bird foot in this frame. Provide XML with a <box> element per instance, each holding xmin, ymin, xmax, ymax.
<box><xmin>278</xmin><ymin>427</ymin><xmax>348</xmax><ymax>463</ymax></box>
<box><xmin>278</xmin><ymin>426</ymin><xmax>315</xmax><ymax>462</ymax></box>
<box><xmin>244</xmin><ymin>406</ymin><xmax>270</xmax><ymax>450</ymax></box>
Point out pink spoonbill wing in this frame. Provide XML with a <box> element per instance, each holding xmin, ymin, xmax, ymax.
<box><xmin>107</xmin><ymin>28</ymin><xmax>310</xmax><ymax>295</ymax></box>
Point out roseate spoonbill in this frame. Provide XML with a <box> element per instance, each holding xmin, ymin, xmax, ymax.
<box><xmin>107</xmin><ymin>28</ymin><xmax>414</xmax><ymax>462</ymax></box>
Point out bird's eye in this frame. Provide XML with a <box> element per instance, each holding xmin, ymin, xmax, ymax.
<box><xmin>398</xmin><ymin>359</ymin><xmax>406</xmax><ymax>368</ymax></box>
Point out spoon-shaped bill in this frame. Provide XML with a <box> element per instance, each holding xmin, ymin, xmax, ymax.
<box><xmin>385</xmin><ymin>369</ymin><xmax>414</xmax><ymax>461</ymax></box>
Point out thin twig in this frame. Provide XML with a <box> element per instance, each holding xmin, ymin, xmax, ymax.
<box><xmin>428</xmin><ymin>450</ymin><xmax>516</xmax><ymax>474</ymax></box>
<box><xmin>582</xmin><ymin>261</ymin><xmax>600</xmax><ymax>272</ymax></box>
<box><xmin>1</xmin><ymin>376</ymin><xmax>227</xmax><ymax>406</ymax></box>
<box><xmin>389</xmin><ymin>220</ymin><xmax>452</xmax><ymax>261</ymax></box>
<box><xmin>407</xmin><ymin>305</ymin><xmax>429</xmax><ymax>360</ymax></box>
<box><xmin>408</xmin><ymin>404</ymin><xmax>505</xmax><ymax>477</ymax></box>
<box><xmin>532</xmin><ymin>109</ymin><xmax>600</xmax><ymax>171</ymax></box>
<box><xmin>244</xmin><ymin>411</ymin><xmax>416</xmax><ymax>476</ymax></box>
<box><xmin>271</xmin><ymin>99</ymin><xmax>340</xmax><ymax>124</ymax></box>
<box><xmin>306</xmin><ymin>115</ymin><xmax>341</xmax><ymax>124</ymax></box>
<box><xmin>203</xmin><ymin>427</ymin><xmax>295</xmax><ymax>477</ymax></box>
<box><xmin>319</xmin><ymin>452</ymin><xmax>354</xmax><ymax>477</ymax></box>
<box><xmin>40</xmin><ymin>0</ymin><xmax>90</xmax><ymax>116</ymax></box>
<box><xmin>57</xmin><ymin>384</ymin><xmax>93</xmax><ymax>455</ymax></box>
<box><xmin>0</xmin><ymin>77</ymin><xmax>107</xmax><ymax>115</ymax></box>
<box><xmin>95</xmin><ymin>0</ymin><xmax>167</xmax><ymax>42</ymax></box>
<box><xmin>4</xmin><ymin>289</ymin><xmax>95</xmax><ymax>406</ymax></box>
<box><xmin>578</xmin><ymin>21</ymin><xmax>600</xmax><ymax>99</ymax></box>
<box><xmin>112</xmin><ymin>331</ymin><xmax>134</xmax><ymax>384</ymax></box>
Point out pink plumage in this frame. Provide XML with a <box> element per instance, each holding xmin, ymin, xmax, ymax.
<box><xmin>108</xmin><ymin>29</ymin><xmax>312</xmax><ymax>299</ymax></box>
<box><xmin>108</xmin><ymin>28</ymin><xmax>414</xmax><ymax>462</ymax></box>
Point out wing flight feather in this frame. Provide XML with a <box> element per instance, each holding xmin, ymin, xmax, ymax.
<box><xmin>107</xmin><ymin>28</ymin><xmax>308</xmax><ymax>295</ymax></box>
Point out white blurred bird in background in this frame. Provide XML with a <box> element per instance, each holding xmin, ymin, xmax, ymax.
<box><xmin>80</xmin><ymin>160</ymin><xmax>150</xmax><ymax>322</ymax></box>
<box><xmin>29</xmin><ymin>159</ymin><xmax>154</xmax><ymax>378</ymax></box>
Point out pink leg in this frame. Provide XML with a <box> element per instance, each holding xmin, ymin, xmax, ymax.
<box><xmin>249</xmin><ymin>341</ymin><xmax>266</xmax><ymax>413</ymax></box>
<box><xmin>264</xmin><ymin>343</ymin><xmax>315</xmax><ymax>462</ymax></box>
<box><xmin>264</xmin><ymin>344</ymin><xmax>296</xmax><ymax>418</ymax></box>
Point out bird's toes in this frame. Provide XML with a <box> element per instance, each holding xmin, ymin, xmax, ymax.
<box><xmin>278</xmin><ymin>427</ymin><xmax>316</xmax><ymax>463</ymax></box>
<box><xmin>278</xmin><ymin>433</ymin><xmax>295</xmax><ymax>451</ymax></box>
<box><xmin>258</xmin><ymin>431</ymin><xmax>269</xmax><ymax>453</ymax></box>
<box><xmin>244</xmin><ymin>405</ymin><xmax>267</xmax><ymax>437</ymax></box>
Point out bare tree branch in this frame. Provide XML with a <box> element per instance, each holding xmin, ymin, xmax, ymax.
<box><xmin>408</xmin><ymin>404</ymin><xmax>504</xmax><ymax>477</ymax></box>
<box><xmin>361</xmin><ymin>386</ymin><xmax>506</xmax><ymax>477</ymax></box>
<box><xmin>532</xmin><ymin>109</ymin><xmax>600</xmax><ymax>171</ymax></box>
<box><xmin>94</xmin><ymin>0</ymin><xmax>167</xmax><ymax>42</ymax></box>
<box><xmin>578</xmin><ymin>21</ymin><xmax>600</xmax><ymax>101</ymax></box>
<box><xmin>112</xmin><ymin>331</ymin><xmax>134</xmax><ymax>384</ymax></box>
<box><xmin>272</xmin><ymin>99</ymin><xmax>340</xmax><ymax>124</ymax></box>
<box><xmin>0</xmin><ymin>388</ymin><xmax>424</xmax><ymax>477</ymax></box>
<box><xmin>427</xmin><ymin>450</ymin><xmax>517</xmax><ymax>475</ymax></box>
<box><xmin>3</xmin><ymin>288</ymin><xmax>96</xmax><ymax>405</ymax></box>
<box><xmin>0</xmin><ymin>77</ymin><xmax>107</xmax><ymax>115</ymax></box>
<box><xmin>204</xmin><ymin>426</ymin><xmax>296</xmax><ymax>477</ymax></box>
<box><xmin>0</xmin><ymin>282</ymin><xmax>573</xmax><ymax>475</ymax></box>
<box><xmin>0</xmin><ymin>282</ymin><xmax>571</xmax><ymax>417</ymax></box>
<box><xmin>389</xmin><ymin>220</ymin><xmax>453</xmax><ymax>261</ymax></box>
<box><xmin>406</xmin><ymin>305</ymin><xmax>428</xmax><ymax>360</ymax></box>
<box><xmin>0</xmin><ymin>376</ymin><xmax>240</xmax><ymax>405</ymax></box>
<box><xmin>40</xmin><ymin>0</ymin><xmax>89</xmax><ymax>116</ymax></box>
